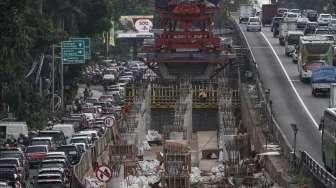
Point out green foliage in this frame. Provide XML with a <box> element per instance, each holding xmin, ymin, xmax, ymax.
<box><xmin>78</xmin><ymin>0</ymin><xmax>114</xmax><ymax>35</ymax></box>
<box><xmin>0</xmin><ymin>0</ymin><xmax>154</xmax><ymax>129</ymax></box>
<box><xmin>111</xmin><ymin>0</ymin><xmax>154</xmax><ymax>21</ymax></box>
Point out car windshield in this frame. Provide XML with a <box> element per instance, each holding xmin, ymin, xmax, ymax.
<box><xmin>82</xmin><ymin>108</ymin><xmax>96</xmax><ymax>113</ymax></box>
<box><xmin>39</xmin><ymin>170</ymin><xmax>62</xmax><ymax>174</ymax></box>
<box><xmin>39</xmin><ymin>132</ymin><xmax>61</xmax><ymax>139</ymax></box>
<box><xmin>36</xmin><ymin>183</ymin><xmax>64</xmax><ymax>188</ymax></box>
<box><xmin>321</xmin><ymin>15</ymin><xmax>331</xmax><ymax>19</ymax></box>
<box><xmin>0</xmin><ymin>159</ymin><xmax>17</xmax><ymax>165</ymax></box>
<box><xmin>287</xmin><ymin>14</ymin><xmax>297</xmax><ymax>18</ymax></box>
<box><xmin>249</xmin><ymin>18</ymin><xmax>259</xmax><ymax>22</ymax></box>
<box><xmin>316</xmin><ymin>30</ymin><xmax>329</xmax><ymax>34</ymax></box>
<box><xmin>38</xmin><ymin>175</ymin><xmax>61</xmax><ymax>180</ymax></box>
<box><xmin>45</xmin><ymin>156</ymin><xmax>65</xmax><ymax>160</ymax></box>
<box><xmin>32</xmin><ymin>140</ymin><xmax>50</xmax><ymax>146</ymax></box>
<box><xmin>86</xmin><ymin>98</ymin><xmax>98</xmax><ymax>103</ymax></box>
<box><xmin>26</xmin><ymin>146</ymin><xmax>47</xmax><ymax>153</ymax></box>
<box><xmin>249</xmin><ymin>22</ymin><xmax>259</xmax><ymax>25</ymax></box>
<box><xmin>287</xmin><ymin>35</ymin><xmax>301</xmax><ymax>44</ymax></box>
<box><xmin>57</xmin><ymin>146</ymin><xmax>77</xmax><ymax>155</ymax></box>
<box><xmin>71</xmin><ymin>138</ymin><xmax>87</xmax><ymax>144</ymax></box>
<box><xmin>41</xmin><ymin>162</ymin><xmax>64</xmax><ymax>168</ymax></box>
<box><xmin>0</xmin><ymin>152</ymin><xmax>22</xmax><ymax>159</ymax></box>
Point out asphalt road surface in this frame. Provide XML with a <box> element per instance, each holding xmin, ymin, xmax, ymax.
<box><xmin>239</xmin><ymin>23</ymin><xmax>324</xmax><ymax>165</ymax></box>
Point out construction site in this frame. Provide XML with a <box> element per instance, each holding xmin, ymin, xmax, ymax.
<box><xmin>108</xmin><ymin>0</ymin><xmax>278</xmax><ymax>187</ymax></box>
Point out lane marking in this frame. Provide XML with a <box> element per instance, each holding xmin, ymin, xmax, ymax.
<box><xmin>260</xmin><ymin>31</ymin><xmax>319</xmax><ymax>128</ymax></box>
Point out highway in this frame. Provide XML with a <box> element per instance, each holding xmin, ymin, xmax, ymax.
<box><xmin>238</xmin><ymin>23</ymin><xmax>326</xmax><ymax>164</ymax></box>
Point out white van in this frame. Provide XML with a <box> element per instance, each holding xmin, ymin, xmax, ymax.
<box><xmin>0</xmin><ymin>122</ymin><xmax>28</xmax><ymax>139</ymax></box>
<box><xmin>52</xmin><ymin>124</ymin><xmax>75</xmax><ymax>144</ymax></box>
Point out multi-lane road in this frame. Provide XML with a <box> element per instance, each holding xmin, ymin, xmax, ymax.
<box><xmin>239</xmin><ymin>23</ymin><xmax>330</xmax><ymax>164</ymax></box>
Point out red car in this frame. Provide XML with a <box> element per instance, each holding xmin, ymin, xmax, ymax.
<box><xmin>25</xmin><ymin>145</ymin><xmax>49</xmax><ymax>167</ymax></box>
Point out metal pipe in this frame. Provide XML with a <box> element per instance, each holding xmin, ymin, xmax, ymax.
<box><xmin>52</xmin><ymin>45</ymin><xmax>55</xmax><ymax>113</ymax></box>
<box><xmin>61</xmin><ymin>47</ymin><xmax>64</xmax><ymax>110</ymax></box>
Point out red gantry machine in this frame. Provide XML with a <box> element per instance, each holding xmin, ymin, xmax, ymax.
<box><xmin>140</xmin><ymin>0</ymin><xmax>235</xmax><ymax>80</ymax></box>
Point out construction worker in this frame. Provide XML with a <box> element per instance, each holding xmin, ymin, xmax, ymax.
<box><xmin>198</xmin><ymin>88</ymin><xmax>208</xmax><ymax>102</ymax></box>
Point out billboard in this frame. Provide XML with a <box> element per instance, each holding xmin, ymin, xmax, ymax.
<box><xmin>117</xmin><ymin>15</ymin><xmax>154</xmax><ymax>39</ymax></box>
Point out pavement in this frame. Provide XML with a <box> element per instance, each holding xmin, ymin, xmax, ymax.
<box><xmin>239</xmin><ymin>23</ymin><xmax>323</xmax><ymax>164</ymax></box>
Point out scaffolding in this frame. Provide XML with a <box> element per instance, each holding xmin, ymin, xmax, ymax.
<box><xmin>160</xmin><ymin>75</ymin><xmax>193</xmax><ymax>188</ymax></box>
<box><xmin>126</xmin><ymin>79</ymin><xmax>218</xmax><ymax>109</ymax></box>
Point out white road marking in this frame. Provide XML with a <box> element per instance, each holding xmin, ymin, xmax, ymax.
<box><xmin>260</xmin><ymin>31</ymin><xmax>319</xmax><ymax>128</ymax></box>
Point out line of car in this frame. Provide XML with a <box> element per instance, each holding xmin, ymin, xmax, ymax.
<box><xmin>0</xmin><ymin>58</ymin><xmax>155</xmax><ymax>187</ymax></box>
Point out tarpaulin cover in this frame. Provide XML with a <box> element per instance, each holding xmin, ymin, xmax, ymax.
<box><xmin>207</xmin><ymin>0</ymin><xmax>221</xmax><ymax>6</ymax></box>
<box><xmin>311</xmin><ymin>65</ymin><xmax>336</xmax><ymax>84</ymax></box>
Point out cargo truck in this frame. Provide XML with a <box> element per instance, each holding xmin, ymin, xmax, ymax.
<box><xmin>239</xmin><ymin>4</ymin><xmax>254</xmax><ymax>23</ymax></box>
<box><xmin>278</xmin><ymin>21</ymin><xmax>297</xmax><ymax>46</ymax></box>
<box><xmin>311</xmin><ymin>65</ymin><xmax>336</xmax><ymax>96</ymax></box>
<box><xmin>261</xmin><ymin>4</ymin><xmax>278</xmax><ymax>26</ymax></box>
<box><xmin>297</xmin><ymin>36</ymin><xmax>334</xmax><ymax>81</ymax></box>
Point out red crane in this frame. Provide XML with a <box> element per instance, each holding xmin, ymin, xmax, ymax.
<box><xmin>140</xmin><ymin>0</ymin><xmax>234</xmax><ymax>79</ymax></box>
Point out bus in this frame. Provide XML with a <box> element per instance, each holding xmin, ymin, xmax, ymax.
<box><xmin>321</xmin><ymin>108</ymin><xmax>336</xmax><ymax>174</ymax></box>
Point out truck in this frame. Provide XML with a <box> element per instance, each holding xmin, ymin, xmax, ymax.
<box><xmin>239</xmin><ymin>4</ymin><xmax>254</xmax><ymax>23</ymax></box>
<box><xmin>278</xmin><ymin>21</ymin><xmax>297</xmax><ymax>46</ymax></box>
<box><xmin>311</xmin><ymin>65</ymin><xmax>336</xmax><ymax>96</ymax></box>
<box><xmin>284</xmin><ymin>30</ymin><xmax>303</xmax><ymax>56</ymax></box>
<box><xmin>297</xmin><ymin>36</ymin><xmax>334</xmax><ymax>81</ymax></box>
<box><xmin>261</xmin><ymin>4</ymin><xmax>278</xmax><ymax>26</ymax></box>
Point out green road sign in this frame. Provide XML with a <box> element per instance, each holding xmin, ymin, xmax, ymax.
<box><xmin>70</xmin><ymin>37</ymin><xmax>91</xmax><ymax>59</ymax></box>
<box><xmin>62</xmin><ymin>41</ymin><xmax>85</xmax><ymax>64</ymax></box>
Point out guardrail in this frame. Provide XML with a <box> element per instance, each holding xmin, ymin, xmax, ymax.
<box><xmin>301</xmin><ymin>151</ymin><xmax>336</xmax><ymax>188</ymax></box>
<box><xmin>229</xmin><ymin>15</ymin><xmax>292</xmax><ymax>161</ymax></box>
<box><xmin>229</xmin><ymin>15</ymin><xmax>336</xmax><ymax>187</ymax></box>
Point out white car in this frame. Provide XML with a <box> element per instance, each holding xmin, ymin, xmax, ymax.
<box><xmin>283</xmin><ymin>12</ymin><xmax>299</xmax><ymax>22</ymax></box>
<box><xmin>246</xmin><ymin>17</ymin><xmax>261</xmax><ymax>32</ymax></box>
<box><xmin>70</xmin><ymin>136</ymin><xmax>91</xmax><ymax>147</ymax></box>
<box><xmin>318</xmin><ymin>14</ymin><xmax>332</xmax><ymax>25</ymax></box>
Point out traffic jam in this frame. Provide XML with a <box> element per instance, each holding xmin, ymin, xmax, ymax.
<box><xmin>241</xmin><ymin>4</ymin><xmax>336</xmax><ymax>96</ymax></box>
<box><xmin>0</xmin><ymin>60</ymin><xmax>155</xmax><ymax>187</ymax></box>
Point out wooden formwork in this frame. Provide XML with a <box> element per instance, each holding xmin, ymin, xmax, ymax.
<box><xmin>124</xmin><ymin>160</ymin><xmax>137</xmax><ymax>178</ymax></box>
<box><xmin>164</xmin><ymin>153</ymin><xmax>191</xmax><ymax>174</ymax></box>
<box><xmin>163</xmin><ymin>140</ymin><xmax>189</xmax><ymax>154</ymax></box>
<box><xmin>110</xmin><ymin>144</ymin><xmax>137</xmax><ymax>160</ymax></box>
<box><xmin>161</xmin><ymin>174</ymin><xmax>190</xmax><ymax>188</ymax></box>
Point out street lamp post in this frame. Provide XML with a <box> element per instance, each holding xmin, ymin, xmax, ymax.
<box><xmin>290</xmin><ymin>123</ymin><xmax>298</xmax><ymax>172</ymax></box>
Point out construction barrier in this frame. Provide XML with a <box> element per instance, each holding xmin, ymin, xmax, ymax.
<box><xmin>72</xmin><ymin>127</ymin><xmax>115</xmax><ymax>186</ymax></box>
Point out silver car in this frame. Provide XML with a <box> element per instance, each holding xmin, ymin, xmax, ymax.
<box><xmin>246</xmin><ymin>17</ymin><xmax>261</xmax><ymax>32</ymax></box>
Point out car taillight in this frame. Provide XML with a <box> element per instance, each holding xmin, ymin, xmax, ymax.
<box><xmin>15</xmin><ymin>181</ymin><xmax>21</xmax><ymax>188</ymax></box>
